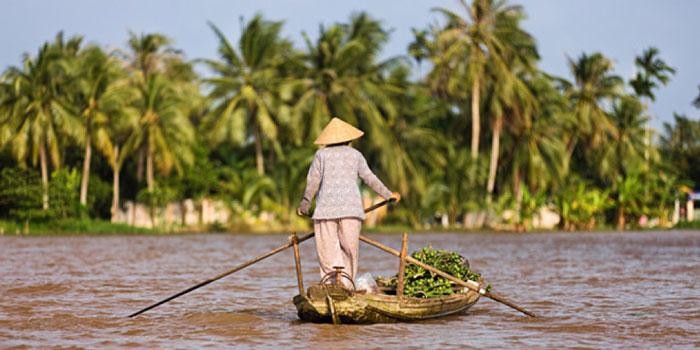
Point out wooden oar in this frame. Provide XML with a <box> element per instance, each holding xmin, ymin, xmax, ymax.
<box><xmin>359</xmin><ymin>235</ymin><xmax>537</xmax><ymax>318</ymax></box>
<box><xmin>127</xmin><ymin>232</ymin><xmax>315</xmax><ymax>318</ymax></box>
<box><xmin>362</xmin><ymin>198</ymin><xmax>395</xmax><ymax>214</ymax></box>
<box><xmin>128</xmin><ymin>198</ymin><xmax>394</xmax><ymax>318</ymax></box>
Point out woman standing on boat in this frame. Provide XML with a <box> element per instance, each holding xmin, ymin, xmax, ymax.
<box><xmin>297</xmin><ymin>118</ymin><xmax>400</xmax><ymax>289</ymax></box>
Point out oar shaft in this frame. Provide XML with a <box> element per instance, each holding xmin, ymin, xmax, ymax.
<box><xmin>128</xmin><ymin>199</ymin><xmax>394</xmax><ymax>318</ymax></box>
<box><xmin>127</xmin><ymin>277</ymin><xmax>215</xmax><ymax>318</ymax></box>
<box><xmin>128</xmin><ymin>232</ymin><xmax>315</xmax><ymax>318</ymax></box>
<box><xmin>359</xmin><ymin>235</ymin><xmax>537</xmax><ymax>318</ymax></box>
<box><xmin>363</xmin><ymin>198</ymin><xmax>393</xmax><ymax>213</ymax></box>
<box><xmin>481</xmin><ymin>290</ymin><xmax>536</xmax><ymax>318</ymax></box>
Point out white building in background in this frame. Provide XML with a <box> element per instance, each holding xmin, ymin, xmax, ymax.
<box><xmin>112</xmin><ymin>198</ymin><xmax>231</xmax><ymax>229</ymax></box>
<box><xmin>686</xmin><ymin>191</ymin><xmax>700</xmax><ymax>221</ymax></box>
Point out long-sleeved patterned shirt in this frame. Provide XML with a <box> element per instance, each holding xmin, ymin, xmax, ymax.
<box><xmin>299</xmin><ymin>145</ymin><xmax>393</xmax><ymax>220</ymax></box>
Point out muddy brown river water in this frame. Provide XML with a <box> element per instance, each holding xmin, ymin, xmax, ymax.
<box><xmin>1</xmin><ymin>230</ymin><xmax>698</xmax><ymax>349</ymax></box>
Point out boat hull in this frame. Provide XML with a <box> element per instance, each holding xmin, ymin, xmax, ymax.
<box><xmin>293</xmin><ymin>284</ymin><xmax>482</xmax><ymax>324</ymax></box>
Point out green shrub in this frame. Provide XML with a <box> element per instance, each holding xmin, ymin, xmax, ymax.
<box><xmin>674</xmin><ymin>220</ymin><xmax>700</xmax><ymax>229</ymax></box>
<box><xmin>49</xmin><ymin>168</ymin><xmax>82</xmax><ymax>219</ymax></box>
<box><xmin>0</xmin><ymin>167</ymin><xmax>52</xmax><ymax>230</ymax></box>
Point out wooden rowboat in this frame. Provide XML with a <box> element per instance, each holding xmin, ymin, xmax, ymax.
<box><xmin>128</xmin><ymin>202</ymin><xmax>534</xmax><ymax>319</ymax></box>
<box><xmin>292</xmin><ymin>280</ymin><xmax>485</xmax><ymax>324</ymax></box>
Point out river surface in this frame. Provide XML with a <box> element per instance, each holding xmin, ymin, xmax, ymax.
<box><xmin>1</xmin><ymin>230</ymin><xmax>698</xmax><ymax>349</ymax></box>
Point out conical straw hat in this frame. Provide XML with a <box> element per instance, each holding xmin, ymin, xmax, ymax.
<box><xmin>314</xmin><ymin>118</ymin><xmax>364</xmax><ymax>145</ymax></box>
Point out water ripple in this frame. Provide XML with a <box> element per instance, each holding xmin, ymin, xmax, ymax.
<box><xmin>1</xmin><ymin>230</ymin><xmax>698</xmax><ymax>349</ymax></box>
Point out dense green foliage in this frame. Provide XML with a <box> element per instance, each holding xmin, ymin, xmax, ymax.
<box><xmin>379</xmin><ymin>247</ymin><xmax>488</xmax><ymax>298</ymax></box>
<box><xmin>1</xmin><ymin>1</ymin><xmax>699</xmax><ymax>233</ymax></box>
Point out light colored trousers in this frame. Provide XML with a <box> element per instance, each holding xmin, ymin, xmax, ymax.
<box><xmin>313</xmin><ymin>218</ymin><xmax>362</xmax><ymax>289</ymax></box>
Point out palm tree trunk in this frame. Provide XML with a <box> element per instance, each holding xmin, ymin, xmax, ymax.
<box><xmin>617</xmin><ymin>206</ymin><xmax>625</xmax><ymax>230</ymax></box>
<box><xmin>566</xmin><ymin>135</ymin><xmax>578</xmax><ymax>159</ymax></box>
<box><xmin>146</xmin><ymin>142</ymin><xmax>154</xmax><ymax>190</ymax></box>
<box><xmin>513</xmin><ymin>170</ymin><xmax>522</xmax><ymax>204</ymax></box>
<box><xmin>80</xmin><ymin>133</ymin><xmax>92</xmax><ymax>206</ymax></box>
<box><xmin>267</xmin><ymin>147</ymin><xmax>276</xmax><ymax>171</ymax></box>
<box><xmin>643</xmin><ymin>99</ymin><xmax>649</xmax><ymax>173</ymax></box>
<box><xmin>136</xmin><ymin>148</ymin><xmax>144</xmax><ymax>183</ymax></box>
<box><xmin>111</xmin><ymin>145</ymin><xmax>120</xmax><ymax>222</ymax></box>
<box><xmin>513</xmin><ymin>171</ymin><xmax>523</xmax><ymax>232</ymax></box>
<box><xmin>253</xmin><ymin>121</ymin><xmax>264</xmax><ymax>175</ymax></box>
<box><xmin>486</xmin><ymin>115</ymin><xmax>502</xmax><ymax>201</ymax></box>
<box><xmin>617</xmin><ymin>133</ymin><xmax>625</xmax><ymax>178</ymax></box>
<box><xmin>39</xmin><ymin>140</ymin><xmax>49</xmax><ymax>210</ymax></box>
<box><xmin>471</xmin><ymin>77</ymin><xmax>481</xmax><ymax>159</ymax></box>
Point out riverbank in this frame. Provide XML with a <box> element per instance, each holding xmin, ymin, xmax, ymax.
<box><xmin>1</xmin><ymin>218</ymin><xmax>695</xmax><ymax>235</ymax></box>
<box><xmin>0</xmin><ymin>219</ymin><xmax>160</xmax><ymax>235</ymax></box>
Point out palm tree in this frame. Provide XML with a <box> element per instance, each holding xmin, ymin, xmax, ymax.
<box><xmin>660</xmin><ymin>114</ymin><xmax>700</xmax><ymax>190</ymax></box>
<box><xmin>585</xmin><ymin>92</ymin><xmax>663</xmax><ymax>230</ymax></box>
<box><xmin>408</xmin><ymin>27</ymin><xmax>452</xmax><ymax>100</ymax></box>
<box><xmin>661</xmin><ymin>114</ymin><xmax>700</xmax><ymax>152</ymax></box>
<box><xmin>629</xmin><ymin>47</ymin><xmax>675</xmax><ymax>169</ymax></box>
<box><xmin>291</xmin><ymin>13</ymin><xmax>398</xmax><ymax>136</ymax></box>
<box><xmin>483</xmin><ymin>67</ymin><xmax>525</xmax><ymax>199</ymax></box>
<box><xmin>502</xmin><ymin>73</ymin><xmax>569</xmax><ymax>198</ymax></box>
<box><xmin>507</xmin><ymin>110</ymin><xmax>568</xmax><ymax>196</ymax></box>
<box><xmin>124</xmin><ymin>32</ymin><xmax>177</xmax><ymax>77</ymax></box>
<box><xmin>605</xmin><ymin>96</ymin><xmax>649</xmax><ymax>229</ymax></box>
<box><xmin>109</xmin><ymin>110</ymin><xmax>138</xmax><ymax>221</ymax></box>
<box><xmin>564</xmin><ymin>52</ymin><xmax>623</xmax><ymax>158</ymax></box>
<box><xmin>291</xmin><ymin>13</ymin><xmax>410</xmax><ymax>193</ymax></box>
<box><xmin>61</xmin><ymin>45</ymin><xmax>132</xmax><ymax>207</ymax></box>
<box><xmin>203</xmin><ymin>15</ymin><xmax>292</xmax><ymax>175</ymax></box>
<box><xmin>121</xmin><ymin>32</ymin><xmax>185</xmax><ymax>183</ymax></box>
<box><xmin>213</xmin><ymin>158</ymin><xmax>275</xmax><ymax>229</ymax></box>
<box><xmin>0</xmin><ymin>33</ymin><xmax>82</xmax><ymax>209</ymax></box>
<box><xmin>122</xmin><ymin>72</ymin><xmax>195</xmax><ymax>190</ymax></box>
<box><xmin>481</xmin><ymin>5</ymin><xmax>539</xmax><ymax>199</ymax></box>
<box><xmin>265</xmin><ymin>146</ymin><xmax>315</xmax><ymax>226</ymax></box>
<box><xmin>379</xmin><ymin>76</ymin><xmax>448</xmax><ymax>225</ymax></box>
<box><xmin>423</xmin><ymin>143</ymin><xmax>484</xmax><ymax>226</ymax></box>
<box><xmin>598</xmin><ymin>95</ymin><xmax>647</xmax><ymax>230</ymax></box>
<box><xmin>615</xmin><ymin>174</ymin><xmax>644</xmax><ymax>230</ymax></box>
<box><xmin>610</xmin><ymin>95</ymin><xmax>649</xmax><ymax>177</ymax></box>
<box><xmin>432</xmin><ymin>0</ymin><xmax>529</xmax><ymax>160</ymax></box>
<box><xmin>630</xmin><ymin>47</ymin><xmax>675</xmax><ymax>102</ymax></box>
